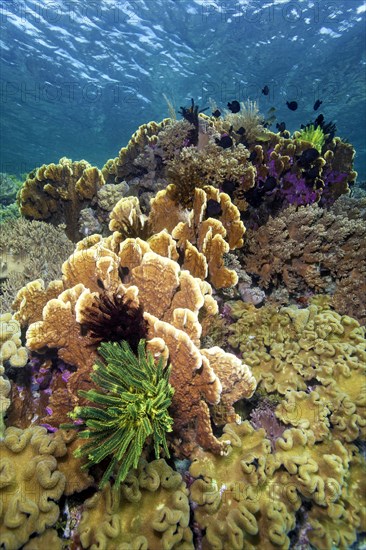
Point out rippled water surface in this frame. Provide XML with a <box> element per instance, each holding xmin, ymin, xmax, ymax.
<box><xmin>0</xmin><ymin>0</ymin><xmax>365</xmax><ymax>179</ymax></box>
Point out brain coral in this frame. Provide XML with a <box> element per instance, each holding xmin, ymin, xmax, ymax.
<box><xmin>0</xmin><ymin>426</ymin><xmax>66</xmax><ymax>549</ymax></box>
<box><xmin>77</xmin><ymin>458</ymin><xmax>193</xmax><ymax>549</ymax></box>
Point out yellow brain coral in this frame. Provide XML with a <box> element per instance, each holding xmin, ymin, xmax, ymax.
<box><xmin>0</xmin><ymin>426</ymin><xmax>66</xmax><ymax>549</ymax></box>
<box><xmin>77</xmin><ymin>459</ymin><xmax>193</xmax><ymax>550</ymax></box>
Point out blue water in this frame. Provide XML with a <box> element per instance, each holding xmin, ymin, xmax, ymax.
<box><xmin>0</xmin><ymin>0</ymin><xmax>365</xmax><ymax>180</ymax></box>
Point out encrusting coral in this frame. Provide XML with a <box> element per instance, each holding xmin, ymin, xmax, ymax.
<box><xmin>77</xmin><ymin>458</ymin><xmax>193</xmax><ymax>549</ymax></box>
<box><xmin>17</xmin><ymin>157</ymin><xmax>105</xmax><ymax>241</ymax></box>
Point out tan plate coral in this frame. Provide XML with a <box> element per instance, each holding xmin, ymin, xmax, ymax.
<box><xmin>13</xmin><ymin>233</ymin><xmax>255</xmax><ymax>456</ymax></box>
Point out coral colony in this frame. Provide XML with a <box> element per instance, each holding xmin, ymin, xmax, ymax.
<box><xmin>0</xmin><ymin>99</ymin><xmax>365</xmax><ymax>549</ymax></box>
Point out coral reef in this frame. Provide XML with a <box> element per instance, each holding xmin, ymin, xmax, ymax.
<box><xmin>242</xmin><ymin>196</ymin><xmax>366</xmax><ymax>324</ymax></box>
<box><xmin>2</xmin><ymin>103</ymin><xmax>364</xmax><ymax>548</ymax></box>
<box><xmin>17</xmin><ymin>157</ymin><xmax>105</xmax><ymax>241</ymax></box>
<box><xmin>77</xmin><ymin>459</ymin><xmax>193</xmax><ymax>549</ymax></box>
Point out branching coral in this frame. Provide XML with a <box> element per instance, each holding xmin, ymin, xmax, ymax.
<box><xmin>77</xmin><ymin>458</ymin><xmax>193</xmax><ymax>549</ymax></box>
<box><xmin>0</xmin><ymin>218</ymin><xmax>74</xmax><ymax>312</ymax></box>
<box><xmin>67</xmin><ymin>339</ymin><xmax>174</xmax><ymax>488</ymax></box>
<box><xmin>17</xmin><ymin>157</ymin><xmax>105</xmax><ymax>241</ymax></box>
<box><xmin>0</xmin><ymin>426</ymin><xmax>67</xmax><ymax>549</ymax></box>
<box><xmin>242</xmin><ymin>196</ymin><xmax>366</xmax><ymax>324</ymax></box>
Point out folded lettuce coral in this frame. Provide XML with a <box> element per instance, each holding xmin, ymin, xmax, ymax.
<box><xmin>0</xmin><ymin>426</ymin><xmax>67</xmax><ymax>549</ymax></box>
<box><xmin>228</xmin><ymin>299</ymin><xmax>366</xmax><ymax>444</ymax></box>
<box><xmin>110</xmin><ymin>184</ymin><xmax>246</xmax><ymax>289</ymax></box>
<box><xmin>13</xmin><ymin>233</ymin><xmax>254</xmax><ymax>457</ymax></box>
<box><xmin>77</xmin><ymin>458</ymin><xmax>193</xmax><ymax>549</ymax></box>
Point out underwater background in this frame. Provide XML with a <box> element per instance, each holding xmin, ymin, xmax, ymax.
<box><xmin>0</xmin><ymin>1</ymin><xmax>366</xmax><ymax>550</ymax></box>
<box><xmin>0</xmin><ymin>0</ymin><xmax>365</xmax><ymax>179</ymax></box>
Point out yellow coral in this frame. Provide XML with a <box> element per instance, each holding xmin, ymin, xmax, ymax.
<box><xmin>17</xmin><ymin>157</ymin><xmax>104</xmax><ymax>241</ymax></box>
<box><xmin>77</xmin><ymin>459</ymin><xmax>193</xmax><ymax>549</ymax></box>
<box><xmin>0</xmin><ymin>312</ymin><xmax>28</xmax><ymax>368</ymax></box>
<box><xmin>190</xmin><ymin>421</ymin><xmax>300</xmax><ymax>550</ymax></box>
<box><xmin>0</xmin><ymin>426</ymin><xmax>66</xmax><ymax>549</ymax></box>
<box><xmin>228</xmin><ymin>300</ymin><xmax>366</xmax><ymax>443</ymax></box>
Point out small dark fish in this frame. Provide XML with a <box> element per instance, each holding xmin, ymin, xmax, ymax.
<box><xmin>245</xmin><ymin>187</ymin><xmax>263</xmax><ymax>207</ymax></box>
<box><xmin>206</xmin><ymin>199</ymin><xmax>222</xmax><ymax>217</ymax></box>
<box><xmin>314</xmin><ymin>114</ymin><xmax>324</xmax><ymax>127</ymax></box>
<box><xmin>222</xmin><ymin>180</ymin><xmax>237</xmax><ymax>194</ymax></box>
<box><xmin>236</xmin><ymin>127</ymin><xmax>246</xmax><ymax>135</ymax></box>
<box><xmin>249</xmin><ymin>150</ymin><xmax>257</xmax><ymax>162</ymax></box>
<box><xmin>267</xmin><ymin>106</ymin><xmax>276</xmax><ymax>114</ymax></box>
<box><xmin>297</xmin><ymin>148</ymin><xmax>319</xmax><ymax>167</ymax></box>
<box><xmin>276</xmin><ymin>121</ymin><xmax>286</xmax><ymax>132</ymax></box>
<box><xmin>286</xmin><ymin>101</ymin><xmax>298</xmax><ymax>111</ymax></box>
<box><xmin>227</xmin><ymin>100</ymin><xmax>241</xmax><ymax>113</ymax></box>
<box><xmin>262</xmin><ymin>176</ymin><xmax>277</xmax><ymax>191</ymax></box>
<box><xmin>262</xmin><ymin>85</ymin><xmax>269</xmax><ymax>96</ymax></box>
<box><xmin>216</xmin><ymin>135</ymin><xmax>233</xmax><ymax>149</ymax></box>
<box><xmin>212</xmin><ymin>109</ymin><xmax>221</xmax><ymax>118</ymax></box>
<box><xmin>313</xmin><ymin>99</ymin><xmax>323</xmax><ymax>111</ymax></box>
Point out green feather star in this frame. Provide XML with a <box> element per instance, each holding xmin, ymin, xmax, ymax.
<box><xmin>294</xmin><ymin>124</ymin><xmax>325</xmax><ymax>152</ymax></box>
<box><xmin>67</xmin><ymin>339</ymin><xmax>174</xmax><ymax>488</ymax></box>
